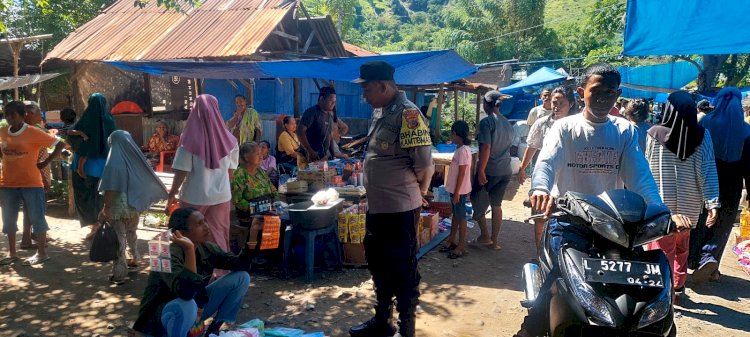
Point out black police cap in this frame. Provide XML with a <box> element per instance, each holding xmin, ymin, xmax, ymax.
<box><xmin>352</xmin><ymin>61</ymin><xmax>395</xmax><ymax>83</ymax></box>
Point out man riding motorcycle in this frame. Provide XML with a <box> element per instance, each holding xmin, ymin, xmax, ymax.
<box><xmin>517</xmin><ymin>64</ymin><xmax>691</xmax><ymax>337</ymax></box>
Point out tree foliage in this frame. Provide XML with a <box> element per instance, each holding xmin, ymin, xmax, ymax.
<box><xmin>302</xmin><ymin>0</ymin><xmax>358</xmax><ymax>37</ymax></box>
<box><xmin>0</xmin><ymin>0</ymin><xmax>201</xmax><ymax>34</ymax></box>
<box><xmin>435</xmin><ymin>0</ymin><xmax>562</xmax><ymax>63</ymax></box>
<box><xmin>2</xmin><ymin>0</ymin><xmax>117</xmax><ymax>46</ymax></box>
<box><xmin>3</xmin><ymin>0</ymin><xmax>748</xmax><ymax>90</ymax></box>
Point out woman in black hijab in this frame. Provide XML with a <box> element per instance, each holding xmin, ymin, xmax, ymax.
<box><xmin>644</xmin><ymin>91</ymin><xmax>720</xmax><ymax>292</ymax></box>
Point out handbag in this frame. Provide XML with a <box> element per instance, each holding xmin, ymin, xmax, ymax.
<box><xmin>89</xmin><ymin>221</ymin><xmax>120</xmax><ymax>262</ymax></box>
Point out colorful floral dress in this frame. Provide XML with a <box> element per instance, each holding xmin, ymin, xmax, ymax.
<box><xmin>231</xmin><ymin>166</ymin><xmax>277</xmax><ymax>213</ymax></box>
<box><xmin>147</xmin><ymin>133</ymin><xmax>180</xmax><ymax>153</ymax></box>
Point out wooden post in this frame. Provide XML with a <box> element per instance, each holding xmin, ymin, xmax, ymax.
<box><xmin>293</xmin><ymin>79</ymin><xmax>301</xmax><ymax>118</ymax></box>
<box><xmin>0</xmin><ymin>34</ymin><xmax>53</xmax><ymax>101</ymax></box>
<box><xmin>475</xmin><ymin>92</ymin><xmax>481</xmax><ymax>128</ymax></box>
<box><xmin>10</xmin><ymin>42</ymin><xmax>21</xmax><ymax>100</ymax></box>
<box><xmin>453</xmin><ymin>86</ymin><xmax>459</xmax><ymax>121</ymax></box>
<box><xmin>436</xmin><ymin>85</ymin><xmax>445</xmax><ymax>140</ymax></box>
<box><xmin>249</xmin><ymin>82</ymin><xmax>255</xmax><ymax>107</ymax></box>
<box><xmin>143</xmin><ymin>73</ymin><xmax>153</xmax><ymax>117</ymax></box>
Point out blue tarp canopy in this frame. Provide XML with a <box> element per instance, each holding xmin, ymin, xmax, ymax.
<box><xmin>618</xmin><ymin>61</ymin><xmax>700</xmax><ymax>99</ymax></box>
<box><xmin>105</xmin><ymin>50</ymin><xmax>477</xmax><ymax>86</ymax></box>
<box><xmin>624</xmin><ymin>0</ymin><xmax>750</xmax><ymax>56</ymax></box>
<box><xmin>499</xmin><ymin>67</ymin><xmax>566</xmax><ymax>94</ymax></box>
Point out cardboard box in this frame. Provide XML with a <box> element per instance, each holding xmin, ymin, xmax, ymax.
<box><xmin>418</xmin><ymin>228</ymin><xmax>432</xmax><ymax>248</ymax></box>
<box><xmin>420</xmin><ymin>212</ymin><xmax>440</xmax><ymax>238</ymax></box>
<box><xmin>297</xmin><ymin>169</ymin><xmax>336</xmax><ymax>181</ymax></box>
<box><xmin>343</xmin><ymin>243</ymin><xmax>367</xmax><ymax>266</ymax></box>
<box><xmin>286</xmin><ymin>180</ymin><xmax>308</xmax><ymax>193</ymax></box>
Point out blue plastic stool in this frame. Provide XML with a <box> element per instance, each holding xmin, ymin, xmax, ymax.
<box><xmin>294</xmin><ymin>223</ymin><xmax>343</xmax><ymax>282</ymax></box>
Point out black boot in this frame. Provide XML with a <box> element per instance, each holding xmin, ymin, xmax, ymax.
<box><xmin>349</xmin><ymin>305</ymin><xmax>395</xmax><ymax>337</ymax></box>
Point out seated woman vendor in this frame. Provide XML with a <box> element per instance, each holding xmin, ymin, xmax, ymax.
<box><xmin>132</xmin><ymin>207</ymin><xmax>252</xmax><ymax>337</ymax></box>
<box><xmin>231</xmin><ymin>142</ymin><xmax>278</xmax><ymax>220</ymax></box>
<box><xmin>276</xmin><ymin>116</ymin><xmax>300</xmax><ymax>167</ymax></box>
<box><xmin>144</xmin><ymin>121</ymin><xmax>180</xmax><ymax>168</ymax></box>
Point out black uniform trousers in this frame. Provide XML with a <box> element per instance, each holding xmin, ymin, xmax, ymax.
<box><xmin>364</xmin><ymin>208</ymin><xmax>421</xmax><ymax>334</ymax></box>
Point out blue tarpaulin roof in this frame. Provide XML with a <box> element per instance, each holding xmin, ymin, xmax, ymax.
<box><xmin>105</xmin><ymin>50</ymin><xmax>477</xmax><ymax>86</ymax></box>
<box><xmin>618</xmin><ymin>61</ymin><xmax>700</xmax><ymax>99</ymax></box>
<box><xmin>624</xmin><ymin>0</ymin><xmax>750</xmax><ymax>56</ymax></box>
<box><xmin>499</xmin><ymin>67</ymin><xmax>566</xmax><ymax>94</ymax></box>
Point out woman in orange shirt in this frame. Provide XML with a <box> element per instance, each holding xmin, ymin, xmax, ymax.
<box><xmin>0</xmin><ymin>101</ymin><xmax>64</xmax><ymax>266</ymax></box>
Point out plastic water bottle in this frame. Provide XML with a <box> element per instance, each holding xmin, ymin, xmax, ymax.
<box><xmin>466</xmin><ymin>202</ymin><xmax>475</xmax><ymax>228</ymax></box>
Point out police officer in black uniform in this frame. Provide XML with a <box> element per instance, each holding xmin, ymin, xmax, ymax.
<box><xmin>349</xmin><ymin>61</ymin><xmax>434</xmax><ymax>337</ymax></box>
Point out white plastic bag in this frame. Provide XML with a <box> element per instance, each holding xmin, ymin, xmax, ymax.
<box><xmin>510</xmin><ymin>157</ymin><xmax>521</xmax><ymax>175</ymax></box>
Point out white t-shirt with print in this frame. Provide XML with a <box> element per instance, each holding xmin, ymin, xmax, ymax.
<box><xmin>530</xmin><ymin>114</ymin><xmax>662</xmax><ymax>204</ymax></box>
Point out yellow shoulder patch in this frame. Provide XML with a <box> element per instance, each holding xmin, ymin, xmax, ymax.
<box><xmin>400</xmin><ymin>108</ymin><xmax>431</xmax><ymax>148</ymax></box>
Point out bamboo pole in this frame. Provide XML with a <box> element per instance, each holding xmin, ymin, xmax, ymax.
<box><xmin>453</xmin><ymin>86</ymin><xmax>459</xmax><ymax>121</ymax></box>
<box><xmin>436</xmin><ymin>85</ymin><xmax>445</xmax><ymax>140</ymax></box>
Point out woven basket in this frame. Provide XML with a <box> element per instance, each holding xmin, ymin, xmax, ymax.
<box><xmin>428</xmin><ymin>201</ymin><xmax>453</xmax><ymax>218</ymax></box>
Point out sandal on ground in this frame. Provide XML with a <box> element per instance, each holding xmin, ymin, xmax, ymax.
<box><xmin>469</xmin><ymin>238</ymin><xmax>494</xmax><ymax>246</ymax></box>
<box><xmin>109</xmin><ymin>276</ymin><xmax>127</xmax><ymax>285</ymax></box>
<box><xmin>0</xmin><ymin>256</ymin><xmax>20</xmax><ymax>266</ymax></box>
<box><xmin>23</xmin><ymin>254</ymin><xmax>50</xmax><ymax>266</ymax></box>
<box><xmin>448</xmin><ymin>250</ymin><xmax>467</xmax><ymax>259</ymax></box>
<box><xmin>439</xmin><ymin>244</ymin><xmax>457</xmax><ymax>253</ymax></box>
<box><xmin>489</xmin><ymin>244</ymin><xmax>502</xmax><ymax>251</ymax></box>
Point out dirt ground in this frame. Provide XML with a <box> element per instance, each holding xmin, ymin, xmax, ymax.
<box><xmin>1</xmin><ymin>179</ymin><xmax>749</xmax><ymax>337</ymax></box>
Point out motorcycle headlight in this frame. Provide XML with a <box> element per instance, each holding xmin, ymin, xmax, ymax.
<box><xmin>587</xmin><ymin>207</ymin><xmax>630</xmax><ymax>248</ymax></box>
<box><xmin>562</xmin><ymin>252</ymin><xmax>616</xmax><ymax>326</ymax></box>
<box><xmin>634</xmin><ymin>213</ymin><xmax>672</xmax><ymax>247</ymax></box>
<box><xmin>637</xmin><ymin>286</ymin><xmax>672</xmax><ymax>329</ymax></box>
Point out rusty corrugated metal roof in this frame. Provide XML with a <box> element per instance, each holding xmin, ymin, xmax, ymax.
<box><xmin>343</xmin><ymin>42</ymin><xmax>377</xmax><ymax>56</ymax></box>
<box><xmin>298</xmin><ymin>16</ymin><xmax>347</xmax><ymax>57</ymax></box>
<box><xmin>44</xmin><ymin>0</ymin><xmax>295</xmax><ymax>62</ymax></box>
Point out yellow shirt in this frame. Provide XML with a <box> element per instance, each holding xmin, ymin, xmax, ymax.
<box><xmin>277</xmin><ymin>131</ymin><xmax>299</xmax><ymax>156</ymax></box>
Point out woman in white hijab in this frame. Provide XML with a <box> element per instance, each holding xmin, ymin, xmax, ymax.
<box><xmin>98</xmin><ymin>130</ymin><xmax>168</xmax><ymax>284</ymax></box>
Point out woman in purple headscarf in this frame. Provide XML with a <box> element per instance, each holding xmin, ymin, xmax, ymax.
<box><xmin>167</xmin><ymin>95</ymin><xmax>239</xmax><ymax>253</ymax></box>
<box><xmin>691</xmin><ymin>87</ymin><xmax>750</xmax><ymax>282</ymax></box>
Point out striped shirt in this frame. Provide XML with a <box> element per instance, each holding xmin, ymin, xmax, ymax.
<box><xmin>645</xmin><ymin>132</ymin><xmax>721</xmax><ymax>225</ymax></box>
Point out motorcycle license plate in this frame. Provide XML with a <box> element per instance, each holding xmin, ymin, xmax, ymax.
<box><xmin>583</xmin><ymin>258</ymin><xmax>664</xmax><ymax>288</ymax></box>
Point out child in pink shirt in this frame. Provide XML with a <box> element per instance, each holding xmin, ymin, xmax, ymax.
<box><xmin>440</xmin><ymin>121</ymin><xmax>472</xmax><ymax>258</ymax></box>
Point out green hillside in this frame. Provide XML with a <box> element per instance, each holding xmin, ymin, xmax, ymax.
<box><xmin>306</xmin><ymin>0</ymin><xmax>621</xmax><ymax>66</ymax></box>
<box><xmin>545</xmin><ymin>0</ymin><xmax>598</xmax><ymax>21</ymax></box>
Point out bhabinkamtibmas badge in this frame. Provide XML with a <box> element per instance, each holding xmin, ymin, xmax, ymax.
<box><xmin>400</xmin><ymin>108</ymin><xmax>431</xmax><ymax>148</ymax></box>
